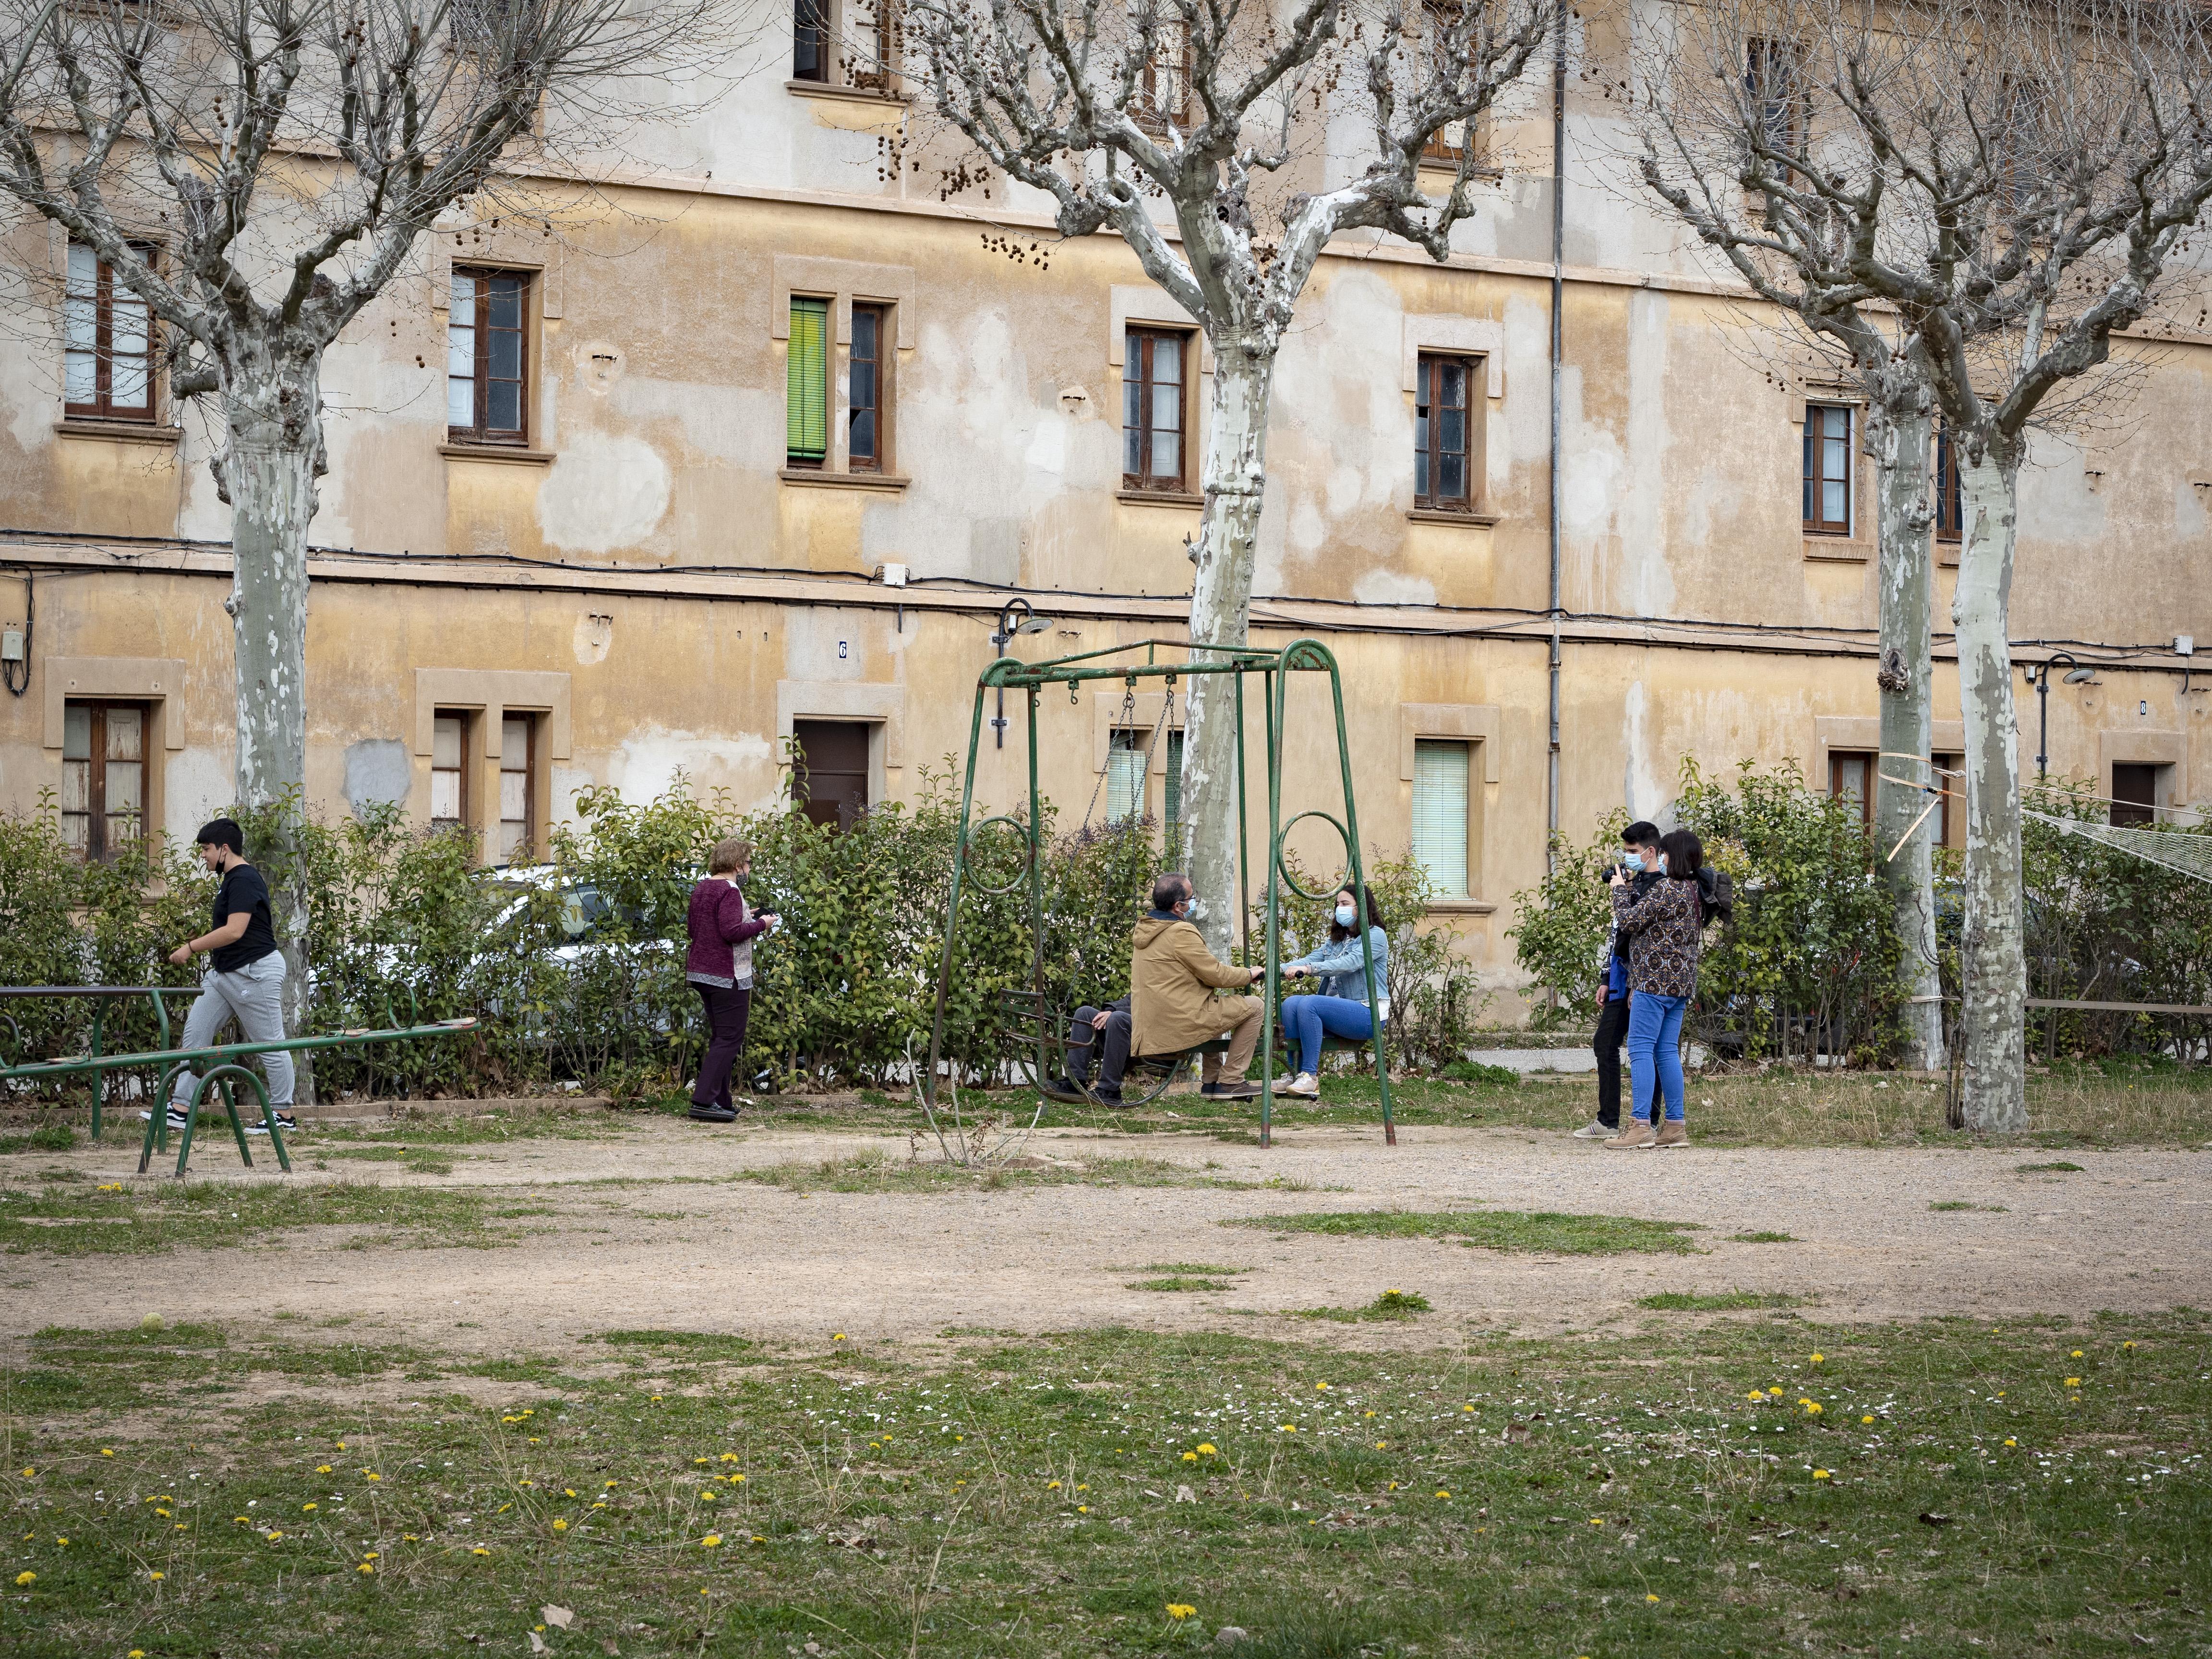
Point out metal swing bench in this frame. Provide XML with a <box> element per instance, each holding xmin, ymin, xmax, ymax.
<box><xmin>923</xmin><ymin>637</ymin><xmax>1397</xmax><ymax>1150</ymax></box>
<box><xmin>0</xmin><ymin>982</ymin><xmax>478</xmax><ymax>1178</ymax></box>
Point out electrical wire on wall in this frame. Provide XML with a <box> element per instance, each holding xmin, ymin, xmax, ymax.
<box><xmin>1</xmin><ymin>568</ymin><xmax>29</xmax><ymax>697</ymax></box>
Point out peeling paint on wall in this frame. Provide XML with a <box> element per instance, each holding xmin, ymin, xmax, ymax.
<box><xmin>536</xmin><ymin>431</ymin><xmax>672</xmax><ymax>553</ymax></box>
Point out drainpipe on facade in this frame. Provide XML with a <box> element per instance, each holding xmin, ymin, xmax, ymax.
<box><xmin>1545</xmin><ymin>3</ymin><xmax>1566</xmax><ymax>872</ymax></box>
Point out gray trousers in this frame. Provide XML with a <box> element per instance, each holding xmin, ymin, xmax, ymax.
<box><xmin>170</xmin><ymin>953</ymin><xmax>294</xmax><ymax>1106</ymax></box>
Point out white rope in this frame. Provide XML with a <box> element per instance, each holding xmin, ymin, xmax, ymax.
<box><xmin>2026</xmin><ymin>809</ymin><xmax>2212</xmax><ymax>886</ymax></box>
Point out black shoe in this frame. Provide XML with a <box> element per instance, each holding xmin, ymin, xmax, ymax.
<box><xmin>245</xmin><ymin>1110</ymin><xmax>299</xmax><ymax>1136</ymax></box>
<box><xmin>1091</xmin><ymin>1087</ymin><xmax>1124</xmax><ymax>1106</ymax></box>
<box><xmin>1201</xmin><ymin>1081</ymin><xmax>1260</xmax><ymax>1100</ymax></box>
<box><xmin>688</xmin><ymin>1102</ymin><xmax>738</xmax><ymax>1123</ymax></box>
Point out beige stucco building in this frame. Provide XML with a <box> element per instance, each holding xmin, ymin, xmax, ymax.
<box><xmin>1</xmin><ymin>1</ymin><xmax>2205</xmax><ymax>1013</ymax></box>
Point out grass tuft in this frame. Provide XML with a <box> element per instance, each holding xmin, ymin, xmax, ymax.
<box><xmin>1729</xmin><ymin>1230</ymin><xmax>1797</xmax><ymax>1243</ymax></box>
<box><xmin>2017</xmin><ymin>1160</ymin><xmax>2085</xmax><ymax>1173</ymax></box>
<box><xmin>1636</xmin><ymin>1289</ymin><xmax>1806</xmax><ymax>1311</ymax></box>
<box><xmin>1929</xmin><ymin>1201</ymin><xmax>2009</xmax><ymax>1213</ymax></box>
<box><xmin>1232</xmin><ymin>1208</ymin><xmax>1702</xmax><ymax>1255</ymax></box>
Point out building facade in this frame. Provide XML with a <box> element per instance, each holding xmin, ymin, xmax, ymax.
<box><xmin>2</xmin><ymin>0</ymin><xmax>2206</xmax><ymax>1015</ymax></box>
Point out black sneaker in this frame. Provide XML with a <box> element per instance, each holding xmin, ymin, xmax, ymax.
<box><xmin>688</xmin><ymin>1102</ymin><xmax>738</xmax><ymax>1124</ymax></box>
<box><xmin>1091</xmin><ymin>1087</ymin><xmax>1124</xmax><ymax>1106</ymax></box>
<box><xmin>1201</xmin><ymin>1080</ymin><xmax>1260</xmax><ymax>1100</ymax></box>
<box><xmin>246</xmin><ymin>1111</ymin><xmax>299</xmax><ymax>1136</ymax></box>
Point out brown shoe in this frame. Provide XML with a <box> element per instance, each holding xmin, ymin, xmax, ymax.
<box><xmin>1652</xmin><ymin>1120</ymin><xmax>1689</xmax><ymax>1148</ymax></box>
<box><xmin>1604</xmin><ymin>1119</ymin><xmax>1655</xmax><ymax>1150</ymax></box>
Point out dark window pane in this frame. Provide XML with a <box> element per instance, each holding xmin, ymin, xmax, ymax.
<box><xmin>488</xmin><ymin>277</ymin><xmax>522</xmax><ymax>328</ymax></box>
<box><xmin>488</xmin><ymin>381</ymin><xmax>520</xmax><ymax>432</ymax></box>
<box><xmin>854</xmin><ymin>308</ymin><xmax>878</xmax><ymax>356</ymax></box>
<box><xmin>850</xmin><ymin>360</ymin><xmax>875</xmax><ymax>409</ymax></box>
<box><xmin>1440</xmin><ymin>360</ymin><xmax>1467</xmax><ymax>407</ymax></box>
<box><xmin>1416</xmin><ymin>450</ymin><xmax>1430</xmax><ymax>501</ymax></box>
<box><xmin>1440</xmin><ymin>453</ymin><xmax>1466</xmax><ymax>503</ymax></box>
<box><xmin>851</xmin><ymin>409</ymin><xmax>876</xmax><ymax>461</ymax></box>
<box><xmin>1440</xmin><ymin>408</ymin><xmax>1465</xmax><ymax>455</ymax></box>
<box><xmin>489</xmin><ymin>328</ymin><xmax>520</xmax><ymax>380</ymax></box>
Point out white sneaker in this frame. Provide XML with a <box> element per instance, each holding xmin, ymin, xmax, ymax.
<box><xmin>1571</xmin><ymin>1118</ymin><xmax>1613</xmax><ymax>1140</ymax></box>
<box><xmin>1278</xmin><ymin>1072</ymin><xmax>1321</xmax><ymax>1099</ymax></box>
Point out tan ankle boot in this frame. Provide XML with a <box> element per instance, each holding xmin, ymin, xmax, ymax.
<box><xmin>1604</xmin><ymin>1119</ymin><xmax>1655</xmax><ymax>1150</ymax></box>
<box><xmin>1652</xmin><ymin>1120</ymin><xmax>1689</xmax><ymax>1148</ymax></box>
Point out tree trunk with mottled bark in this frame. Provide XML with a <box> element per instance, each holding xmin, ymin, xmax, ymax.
<box><xmin>1870</xmin><ymin>389</ymin><xmax>1946</xmax><ymax>1071</ymax></box>
<box><xmin>221</xmin><ymin>352</ymin><xmax>320</xmax><ymax>1100</ymax></box>
<box><xmin>1953</xmin><ymin>444</ymin><xmax>2027</xmax><ymax>1131</ymax></box>
<box><xmin>1180</xmin><ymin>343</ymin><xmax>1274</xmax><ymax>959</ymax></box>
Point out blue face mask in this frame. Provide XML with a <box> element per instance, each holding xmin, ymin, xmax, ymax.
<box><xmin>1334</xmin><ymin>905</ymin><xmax>1357</xmax><ymax>927</ymax></box>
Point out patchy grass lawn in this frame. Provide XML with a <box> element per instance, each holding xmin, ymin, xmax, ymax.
<box><xmin>0</xmin><ymin>1180</ymin><xmax>531</xmax><ymax>1256</ymax></box>
<box><xmin>3</xmin><ymin>1313</ymin><xmax>2207</xmax><ymax>1657</ymax></box>
<box><xmin>725</xmin><ymin>1150</ymin><xmax>1307</xmax><ymax>1195</ymax></box>
<box><xmin>1229</xmin><ymin>1208</ymin><xmax>1704</xmax><ymax>1255</ymax></box>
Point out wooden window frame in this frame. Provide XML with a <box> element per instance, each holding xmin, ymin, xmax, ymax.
<box><xmin>1934</xmin><ymin>423</ymin><xmax>1963</xmax><ymax>544</ymax></box>
<box><xmin>1414</xmin><ymin>351</ymin><xmax>1479</xmax><ymax>512</ymax></box>
<box><xmin>1827</xmin><ymin>749</ymin><xmax>1875</xmax><ymax>827</ymax></box>
<box><xmin>2111</xmin><ymin>763</ymin><xmax>2161</xmax><ymax>829</ymax></box>
<box><xmin>1133</xmin><ymin>19</ymin><xmax>1191</xmax><ymax>132</ymax></box>
<box><xmin>1934</xmin><ymin>752</ymin><xmax>1963</xmax><ymax>849</ymax></box>
<box><xmin>849</xmin><ymin>0</ymin><xmax>898</xmax><ymax>90</ymax></box>
<box><xmin>63</xmin><ymin>242</ymin><xmax>158</xmax><ymax>424</ymax></box>
<box><xmin>60</xmin><ymin>699</ymin><xmax>149</xmax><ymax>863</ymax></box>
<box><xmin>1803</xmin><ymin>403</ymin><xmax>1852</xmax><ymax>536</ymax></box>
<box><xmin>793</xmin><ymin>0</ymin><xmax>830</xmax><ymax>81</ymax></box>
<box><xmin>498</xmin><ymin>712</ymin><xmax>537</xmax><ymax>865</ymax></box>
<box><xmin>1122</xmin><ymin>325</ymin><xmax>1191</xmax><ymax>494</ymax></box>
<box><xmin>446</xmin><ymin>267</ymin><xmax>532</xmax><ymax>447</ymax></box>
<box><xmin>431</xmin><ymin>709</ymin><xmax>473</xmax><ymax>838</ymax></box>
<box><xmin>1745</xmin><ymin>36</ymin><xmax>1807</xmax><ymax>160</ymax></box>
<box><xmin>848</xmin><ymin>301</ymin><xmax>890</xmax><ymax>473</ymax></box>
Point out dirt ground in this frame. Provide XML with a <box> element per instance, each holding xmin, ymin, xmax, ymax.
<box><xmin>8</xmin><ymin>1118</ymin><xmax>2208</xmax><ymax>1358</ymax></box>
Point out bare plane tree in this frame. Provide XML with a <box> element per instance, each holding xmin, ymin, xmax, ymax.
<box><xmin>0</xmin><ymin>0</ymin><xmax>727</xmax><ymax>1048</ymax></box>
<box><xmin>1644</xmin><ymin>0</ymin><xmax>2212</xmax><ymax>1129</ymax></box>
<box><xmin>1634</xmin><ymin>0</ymin><xmax>1948</xmax><ymax>1070</ymax></box>
<box><xmin>901</xmin><ymin>0</ymin><xmax>1558</xmax><ymax>954</ymax></box>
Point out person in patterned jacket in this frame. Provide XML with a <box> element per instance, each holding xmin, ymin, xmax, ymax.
<box><xmin>1603</xmin><ymin>827</ymin><xmax>1706</xmax><ymax>1149</ymax></box>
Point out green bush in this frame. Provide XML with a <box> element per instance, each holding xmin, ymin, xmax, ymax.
<box><xmin>1508</xmin><ymin>758</ymin><xmax>1904</xmax><ymax>1065</ymax></box>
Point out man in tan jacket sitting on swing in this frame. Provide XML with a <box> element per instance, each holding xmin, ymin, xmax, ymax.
<box><xmin>1129</xmin><ymin>873</ymin><xmax>1266</xmax><ymax>1100</ymax></box>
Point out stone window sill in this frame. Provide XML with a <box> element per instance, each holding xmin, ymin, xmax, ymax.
<box><xmin>1425</xmin><ymin>898</ymin><xmax>1497</xmax><ymax>915</ymax></box>
<box><xmin>441</xmin><ymin>444</ymin><xmax>555</xmax><ymax>465</ymax></box>
<box><xmin>779</xmin><ymin>468</ymin><xmax>911</xmax><ymax>493</ymax></box>
<box><xmin>786</xmin><ymin>78</ymin><xmax>909</xmax><ymax>105</ymax></box>
<box><xmin>1803</xmin><ymin>536</ymin><xmax>1870</xmax><ymax>562</ymax></box>
<box><xmin>1417</xmin><ymin>160</ymin><xmax>1505</xmax><ymax>182</ymax></box>
<box><xmin>55</xmin><ymin>420</ymin><xmax>181</xmax><ymax>445</ymax></box>
<box><xmin>1117</xmin><ymin>488</ymin><xmax>1204</xmax><ymax>507</ymax></box>
<box><xmin>1936</xmin><ymin>539</ymin><xmax>1961</xmax><ymax>566</ymax></box>
<box><xmin>1407</xmin><ymin>506</ymin><xmax>1502</xmax><ymax>527</ymax></box>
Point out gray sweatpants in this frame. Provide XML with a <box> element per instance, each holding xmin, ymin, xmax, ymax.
<box><xmin>169</xmin><ymin>953</ymin><xmax>294</xmax><ymax>1107</ymax></box>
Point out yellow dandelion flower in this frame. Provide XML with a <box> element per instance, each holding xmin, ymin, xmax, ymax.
<box><xmin>1316</xmin><ymin>1382</ymin><xmax>1330</xmax><ymax>1391</ymax></box>
<box><xmin>1810</xmin><ymin>1353</ymin><xmax>1824</xmax><ymax>1363</ymax></box>
<box><xmin>2065</xmin><ymin>1377</ymin><xmax>2082</xmax><ymax>1388</ymax></box>
<box><xmin>605</xmin><ymin>1480</ymin><xmax>618</xmax><ymax>1489</ymax></box>
<box><xmin>1767</xmin><ymin>1387</ymin><xmax>1783</xmax><ymax>1397</ymax></box>
<box><xmin>337</xmin><ymin>1442</ymin><xmax>347</xmax><ymax>1450</ymax></box>
<box><xmin>471</xmin><ymin>1547</ymin><xmax>490</xmax><ymax>1556</ymax></box>
<box><xmin>55</xmin><ymin>1538</ymin><xmax>66</xmax><ymax>1546</ymax></box>
<box><xmin>1812</xmin><ymin>1469</ymin><xmax>1830</xmax><ymax>1480</ymax></box>
<box><xmin>700</xmin><ymin>1533</ymin><xmax>722</xmax><ymax>1548</ymax></box>
<box><xmin>1435</xmin><ymin>1490</ymin><xmax>1451</xmax><ymax>1499</ymax></box>
<box><xmin>1196</xmin><ymin>1444</ymin><xmax>1217</xmax><ymax>1455</ymax></box>
<box><xmin>1375</xmin><ymin>1441</ymin><xmax>1388</xmax><ymax>1450</ymax></box>
<box><xmin>14</xmin><ymin>1571</ymin><xmax>33</xmax><ymax>1587</ymax></box>
<box><xmin>1589</xmin><ymin>1518</ymin><xmax>1604</xmax><ymax>1526</ymax></box>
<box><xmin>720</xmin><ymin>1453</ymin><xmax>740</xmax><ymax>1463</ymax></box>
<box><xmin>552</xmin><ymin>1519</ymin><xmax>569</xmax><ymax>1533</ymax></box>
<box><xmin>2124</xmin><ymin>1341</ymin><xmax>2137</xmax><ymax>1350</ymax></box>
<box><xmin>1166</xmin><ymin>1604</ymin><xmax>1196</xmax><ymax>1620</ymax></box>
<box><xmin>302</xmin><ymin>1503</ymin><xmax>317</xmax><ymax>1512</ymax></box>
<box><xmin>2072</xmin><ymin>1350</ymin><xmax>2084</xmax><ymax>1358</ymax></box>
<box><xmin>1279</xmin><ymin>1425</ymin><xmax>1298</xmax><ymax>1433</ymax></box>
<box><xmin>1182</xmin><ymin>1451</ymin><xmax>1199</xmax><ymax>1463</ymax></box>
<box><xmin>148</xmin><ymin>1571</ymin><xmax>164</xmax><ymax>1581</ymax></box>
<box><xmin>1077</xmin><ymin>1505</ymin><xmax>1089</xmax><ymax>1514</ymax></box>
<box><xmin>267</xmin><ymin>1532</ymin><xmax>284</xmax><ymax>1542</ymax></box>
<box><xmin>1462</xmin><ymin>1405</ymin><xmax>1475</xmax><ymax>1413</ymax></box>
<box><xmin>565</xmin><ymin>1488</ymin><xmax>577</xmax><ymax>1498</ymax></box>
<box><xmin>833</xmin><ymin>1333</ymin><xmax>846</xmax><ymax>1341</ymax></box>
<box><xmin>358</xmin><ymin>1562</ymin><xmax>375</xmax><ymax>1575</ymax></box>
<box><xmin>101</xmin><ymin>1449</ymin><xmax>114</xmax><ymax>1457</ymax></box>
<box><xmin>700</xmin><ymin>1491</ymin><xmax>717</xmax><ymax>1502</ymax></box>
<box><xmin>316</xmin><ymin>1465</ymin><xmax>333</xmax><ymax>1474</ymax></box>
<box><xmin>2004</xmin><ymin>1438</ymin><xmax>2017</xmax><ymax>1447</ymax></box>
<box><xmin>1046</xmin><ymin>1480</ymin><xmax>1061</xmax><ymax>1489</ymax></box>
<box><xmin>1746</xmin><ymin>1392</ymin><xmax>1765</xmax><ymax>1402</ymax></box>
<box><xmin>366</xmin><ymin>1473</ymin><xmax>381</xmax><ymax>1482</ymax></box>
<box><xmin>1862</xmin><ymin>1415</ymin><xmax>1875</xmax><ymax>1424</ymax></box>
<box><xmin>16</xmin><ymin>1468</ymin><xmax>31</xmax><ymax>1479</ymax></box>
<box><xmin>1646</xmin><ymin>1594</ymin><xmax>1660</xmax><ymax>1603</ymax></box>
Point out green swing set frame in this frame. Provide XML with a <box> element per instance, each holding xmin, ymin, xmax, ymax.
<box><xmin>922</xmin><ymin>637</ymin><xmax>1396</xmax><ymax>1149</ymax></box>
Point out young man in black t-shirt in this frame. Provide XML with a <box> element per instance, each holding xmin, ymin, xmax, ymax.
<box><xmin>156</xmin><ymin>818</ymin><xmax>296</xmax><ymax>1132</ymax></box>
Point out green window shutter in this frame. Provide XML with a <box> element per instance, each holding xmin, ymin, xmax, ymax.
<box><xmin>787</xmin><ymin>297</ymin><xmax>829</xmax><ymax>461</ymax></box>
<box><xmin>1163</xmin><ymin>729</ymin><xmax>1184</xmax><ymax>864</ymax></box>
<box><xmin>1411</xmin><ymin>740</ymin><xmax>1470</xmax><ymax>898</ymax></box>
<box><xmin>1106</xmin><ymin>730</ymin><xmax>1146</xmax><ymax>824</ymax></box>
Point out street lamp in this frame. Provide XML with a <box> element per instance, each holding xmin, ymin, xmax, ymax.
<box><xmin>988</xmin><ymin>597</ymin><xmax>1054</xmax><ymax>749</ymax></box>
<box><xmin>2021</xmin><ymin>652</ymin><xmax>2098</xmax><ymax>779</ymax></box>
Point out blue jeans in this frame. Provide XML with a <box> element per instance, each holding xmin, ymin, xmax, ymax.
<box><xmin>1626</xmin><ymin>991</ymin><xmax>1687</xmax><ymax>1123</ymax></box>
<box><xmin>1280</xmin><ymin>995</ymin><xmax>1374</xmax><ymax>1076</ymax></box>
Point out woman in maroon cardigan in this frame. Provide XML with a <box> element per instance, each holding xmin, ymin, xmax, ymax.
<box><xmin>685</xmin><ymin>837</ymin><xmax>776</xmax><ymax>1123</ymax></box>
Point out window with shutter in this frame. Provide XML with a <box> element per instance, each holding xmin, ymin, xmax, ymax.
<box><xmin>1411</xmin><ymin>740</ymin><xmax>1470</xmax><ymax>897</ymax></box>
<box><xmin>787</xmin><ymin>297</ymin><xmax>830</xmax><ymax>467</ymax></box>
<box><xmin>1105</xmin><ymin>730</ymin><xmax>1147</xmax><ymax>824</ymax></box>
<box><xmin>1164</xmin><ymin>728</ymin><xmax>1184</xmax><ymax>865</ymax></box>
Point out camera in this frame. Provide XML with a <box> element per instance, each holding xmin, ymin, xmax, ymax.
<box><xmin>1598</xmin><ymin>854</ymin><xmax>1647</xmax><ymax>884</ymax></box>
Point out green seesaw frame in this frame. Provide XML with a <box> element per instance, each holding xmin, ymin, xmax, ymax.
<box><xmin>922</xmin><ymin>637</ymin><xmax>1396</xmax><ymax>1150</ymax></box>
<box><xmin>0</xmin><ymin>982</ymin><xmax>477</xmax><ymax>1178</ymax></box>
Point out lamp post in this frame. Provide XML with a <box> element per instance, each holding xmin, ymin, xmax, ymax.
<box><xmin>2020</xmin><ymin>652</ymin><xmax>2097</xmax><ymax>780</ymax></box>
<box><xmin>987</xmin><ymin>597</ymin><xmax>1053</xmax><ymax>749</ymax></box>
